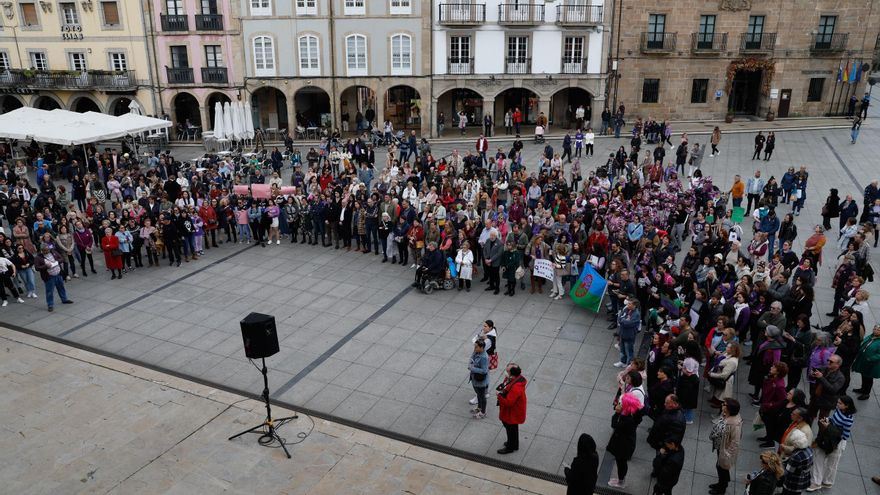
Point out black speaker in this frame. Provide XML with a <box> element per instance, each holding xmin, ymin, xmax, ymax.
<box><xmin>240</xmin><ymin>312</ymin><xmax>279</xmax><ymax>359</ymax></box>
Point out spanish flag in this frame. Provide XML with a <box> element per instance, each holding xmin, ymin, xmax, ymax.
<box><xmin>843</xmin><ymin>61</ymin><xmax>850</xmax><ymax>82</ymax></box>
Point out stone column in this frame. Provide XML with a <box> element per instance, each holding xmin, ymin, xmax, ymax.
<box><xmin>374</xmin><ymin>86</ymin><xmax>385</xmax><ymax>133</ymax></box>
<box><xmin>430</xmin><ymin>98</ymin><xmax>439</xmax><ymax>138</ymax></box>
<box><xmin>482</xmin><ymin>98</ymin><xmax>494</xmax><ymax>136</ymax></box>
<box><xmin>199</xmin><ymin>104</ymin><xmax>210</xmax><ymax>132</ymax></box>
<box><xmin>539</xmin><ymin>97</ymin><xmax>552</xmax><ymax>132</ymax></box>
<box><xmin>285</xmin><ymin>93</ymin><xmax>295</xmax><ymax>134</ymax></box>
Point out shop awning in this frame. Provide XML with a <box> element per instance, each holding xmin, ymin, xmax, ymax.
<box><xmin>0</xmin><ymin>107</ymin><xmax>171</xmax><ymax>146</ymax></box>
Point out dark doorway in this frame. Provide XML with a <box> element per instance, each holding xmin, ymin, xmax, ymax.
<box><xmin>0</xmin><ymin>95</ymin><xmax>23</xmax><ymax>114</ymax></box>
<box><xmin>173</xmin><ymin>92</ymin><xmax>202</xmax><ymax>128</ymax></box>
<box><xmin>384</xmin><ymin>86</ymin><xmax>421</xmax><ymax>130</ymax></box>
<box><xmin>777</xmin><ymin>89</ymin><xmax>792</xmax><ymax>118</ymax></box>
<box><xmin>496</xmin><ymin>88</ymin><xmax>538</xmax><ymax>124</ymax></box>
<box><xmin>206</xmin><ymin>92</ymin><xmax>231</xmax><ymax>129</ymax></box>
<box><xmin>110</xmin><ymin>97</ymin><xmax>133</xmax><ymax>116</ymax></box>
<box><xmin>72</xmin><ymin>97</ymin><xmax>101</xmax><ymax>113</ymax></box>
<box><xmin>34</xmin><ymin>96</ymin><xmax>61</xmax><ymax>111</ymax></box>
<box><xmin>728</xmin><ymin>69</ymin><xmax>762</xmax><ymax>115</ymax></box>
<box><xmin>294</xmin><ymin>86</ymin><xmax>331</xmax><ymax>128</ymax></box>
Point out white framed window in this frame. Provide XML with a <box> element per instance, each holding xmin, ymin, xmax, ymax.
<box><xmin>204</xmin><ymin>45</ymin><xmax>223</xmax><ymax>68</ymax></box>
<box><xmin>390</xmin><ymin>33</ymin><xmax>411</xmax><ymax>75</ymax></box>
<box><xmin>68</xmin><ymin>52</ymin><xmax>87</xmax><ymax>71</ymax></box>
<box><xmin>345</xmin><ymin>34</ymin><xmax>367</xmax><ymax>76</ymax></box>
<box><xmin>30</xmin><ymin>52</ymin><xmax>48</xmax><ymax>71</ymax></box>
<box><xmin>389</xmin><ymin>0</ymin><xmax>411</xmax><ymax>15</ymax></box>
<box><xmin>298</xmin><ymin>35</ymin><xmax>320</xmax><ymax>76</ymax></box>
<box><xmin>344</xmin><ymin>0</ymin><xmax>365</xmax><ymax>15</ymax></box>
<box><xmin>60</xmin><ymin>2</ymin><xmax>79</xmax><ymax>26</ymax></box>
<box><xmin>0</xmin><ymin>52</ymin><xmax>10</xmax><ymax>72</ymax></box>
<box><xmin>253</xmin><ymin>36</ymin><xmax>275</xmax><ymax>76</ymax></box>
<box><xmin>296</xmin><ymin>0</ymin><xmax>317</xmax><ymax>15</ymax></box>
<box><xmin>109</xmin><ymin>52</ymin><xmax>128</xmax><ymax>71</ymax></box>
<box><xmin>250</xmin><ymin>0</ymin><xmax>271</xmax><ymax>16</ymax></box>
<box><xmin>448</xmin><ymin>35</ymin><xmax>471</xmax><ymax>74</ymax></box>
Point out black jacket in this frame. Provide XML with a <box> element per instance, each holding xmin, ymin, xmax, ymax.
<box><xmin>647</xmin><ymin>408</ymin><xmax>686</xmax><ymax>449</ymax></box>
<box><xmin>652</xmin><ymin>446</ymin><xmax>685</xmax><ymax>489</ymax></box>
<box><xmin>675</xmin><ymin>374</ymin><xmax>700</xmax><ymax>410</ymax></box>
<box><xmin>565</xmin><ymin>434</ymin><xmax>599</xmax><ymax>495</ymax></box>
<box><xmin>606</xmin><ymin>412</ymin><xmax>641</xmax><ymax>461</ymax></box>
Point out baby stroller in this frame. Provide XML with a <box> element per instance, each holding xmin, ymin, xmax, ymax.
<box><xmin>371</xmin><ymin>129</ymin><xmax>387</xmax><ymax>146</ymax></box>
<box><xmin>534</xmin><ymin>125</ymin><xmax>545</xmax><ymax>143</ymax></box>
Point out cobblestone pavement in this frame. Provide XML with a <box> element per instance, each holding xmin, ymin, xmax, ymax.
<box><xmin>3</xmin><ymin>122</ymin><xmax>880</xmax><ymax>494</ymax></box>
<box><xmin>0</xmin><ymin>327</ymin><xmax>563</xmax><ymax>495</ymax></box>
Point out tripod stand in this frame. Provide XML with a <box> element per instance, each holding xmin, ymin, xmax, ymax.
<box><xmin>228</xmin><ymin>357</ymin><xmax>297</xmax><ymax>458</ymax></box>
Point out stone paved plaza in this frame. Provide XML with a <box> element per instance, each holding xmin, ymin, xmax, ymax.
<box><xmin>3</xmin><ymin>120</ymin><xmax>880</xmax><ymax>494</ymax></box>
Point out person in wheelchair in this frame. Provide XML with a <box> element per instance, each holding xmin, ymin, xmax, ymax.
<box><xmin>413</xmin><ymin>241</ymin><xmax>445</xmax><ymax>289</ymax></box>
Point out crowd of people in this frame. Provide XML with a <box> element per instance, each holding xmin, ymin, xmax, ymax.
<box><xmin>0</xmin><ymin>110</ymin><xmax>879</xmax><ymax>494</ymax></box>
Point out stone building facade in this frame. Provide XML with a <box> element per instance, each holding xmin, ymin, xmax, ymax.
<box><xmin>610</xmin><ymin>0</ymin><xmax>880</xmax><ymax>120</ymax></box>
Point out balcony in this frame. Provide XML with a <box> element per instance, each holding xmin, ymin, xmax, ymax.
<box><xmin>0</xmin><ymin>69</ymin><xmax>137</xmax><ymax>91</ymax></box>
<box><xmin>438</xmin><ymin>3</ymin><xmax>485</xmax><ymax>25</ymax></box>
<box><xmin>201</xmin><ymin>67</ymin><xmax>228</xmax><ymax>84</ymax></box>
<box><xmin>556</xmin><ymin>4</ymin><xmax>602</xmax><ymax>26</ymax></box>
<box><xmin>447</xmin><ymin>57</ymin><xmax>474</xmax><ymax>75</ymax></box>
<box><xmin>811</xmin><ymin>33</ymin><xmax>848</xmax><ymax>52</ymax></box>
<box><xmin>739</xmin><ymin>32</ymin><xmax>776</xmax><ymax>52</ymax></box>
<box><xmin>166</xmin><ymin>67</ymin><xmax>194</xmax><ymax>84</ymax></box>
<box><xmin>640</xmin><ymin>32</ymin><xmax>677</xmax><ymax>53</ymax></box>
<box><xmin>498</xmin><ymin>3</ymin><xmax>543</xmax><ymax>25</ymax></box>
<box><xmin>691</xmin><ymin>32</ymin><xmax>727</xmax><ymax>53</ymax></box>
<box><xmin>505</xmin><ymin>57</ymin><xmax>531</xmax><ymax>74</ymax></box>
<box><xmin>195</xmin><ymin>14</ymin><xmax>223</xmax><ymax>31</ymax></box>
<box><xmin>561</xmin><ymin>56</ymin><xmax>588</xmax><ymax>74</ymax></box>
<box><xmin>161</xmin><ymin>14</ymin><xmax>188</xmax><ymax>31</ymax></box>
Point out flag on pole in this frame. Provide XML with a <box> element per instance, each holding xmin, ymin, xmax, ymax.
<box><xmin>843</xmin><ymin>61</ymin><xmax>850</xmax><ymax>82</ymax></box>
<box><xmin>856</xmin><ymin>62</ymin><xmax>863</xmax><ymax>82</ymax></box>
<box><xmin>569</xmin><ymin>264</ymin><xmax>607</xmax><ymax>312</ymax></box>
<box><xmin>850</xmin><ymin>62</ymin><xmax>858</xmax><ymax>83</ymax></box>
<box><xmin>660</xmin><ymin>294</ymin><xmax>683</xmax><ymax>318</ymax></box>
<box><xmin>837</xmin><ymin>63</ymin><xmax>843</xmax><ymax>82</ymax></box>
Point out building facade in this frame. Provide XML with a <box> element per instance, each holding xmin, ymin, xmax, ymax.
<box><xmin>239</xmin><ymin>0</ymin><xmax>432</xmax><ymax>137</ymax></box>
<box><xmin>146</xmin><ymin>0</ymin><xmax>244</xmax><ymax>133</ymax></box>
<box><xmin>0</xmin><ymin>0</ymin><xmax>156</xmax><ymax>116</ymax></box>
<box><xmin>610</xmin><ymin>0</ymin><xmax>880</xmax><ymax>120</ymax></box>
<box><xmin>431</xmin><ymin>0</ymin><xmax>608</xmax><ymax>136</ymax></box>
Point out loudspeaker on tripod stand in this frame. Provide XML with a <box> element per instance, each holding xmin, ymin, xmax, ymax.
<box><xmin>240</xmin><ymin>312</ymin><xmax>280</xmax><ymax>359</ymax></box>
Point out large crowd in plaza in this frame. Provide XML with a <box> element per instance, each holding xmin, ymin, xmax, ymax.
<box><xmin>1</xmin><ymin>105</ymin><xmax>880</xmax><ymax>495</ymax></box>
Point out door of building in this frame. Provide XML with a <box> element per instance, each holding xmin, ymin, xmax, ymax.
<box><xmin>777</xmin><ymin>89</ymin><xmax>792</xmax><ymax>118</ymax></box>
<box><xmin>728</xmin><ymin>69</ymin><xmax>762</xmax><ymax>115</ymax></box>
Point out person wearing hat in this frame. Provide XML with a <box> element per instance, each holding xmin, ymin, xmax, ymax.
<box><xmin>33</xmin><ymin>243</ymin><xmax>73</xmax><ymax>312</ymax></box>
<box><xmin>677</xmin><ymin>358</ymin><xmax>700</xmax><ymax>425</ymax></box>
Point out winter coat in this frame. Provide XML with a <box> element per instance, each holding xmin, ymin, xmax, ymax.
<box><xmin>468</xmin><ymin>351</ymin><xmax>489</xmax><ymax>388</ymax></box>
<box><xmin>676</xmin><ymin>374</ymin><xmax>700</xmax><ymax>410</ymax></box>
<box><xmin>501</xmin><ymin>249</ymin><xmax>521</xmax><ymax>282</ymax></box>
<box><xmin>708</xmin><ymin>356</ymin><xmax>738</xmax><ymax>400</ymax></box>
<box><xmin>652</xmin><ymin>446</ymin><xmax>685</xmax><ymax>490</ymax></box>
<box><xmin>647</xmin><ymin>408</ymin><xmax>685</xmax><ymax>450</ymax></box>
<box><xmin>852</xmin><ymin>334</ymin><xmax>880</xmax><ymax>378</ymax></box>
<box><xmin>606</xmin><ymin>411</ymin><xmax>641</xmax><ymax>461</ymax></box>
<box><xmin>101</xmin><ymin>234</ymin><xmax>123</xmax><ymax>270</ymax></box>
<box><xmin>497</xmin><ymin>375</ymin><xmax>527</xmax><ymax>425</ymax></box>
<box><xmin>565</xmin><ymin>434</ymin><xmax>599</xmax><ymax>495</ymax></box>
<box><xmin>716</xmin><ymin>414</ymin><xmax>743</xmax><ymax>470</ymax></box>
<box><xmin>455</xmin><ymin>249</ymin><xmax>474</xmax><ymax>281</ymax></box>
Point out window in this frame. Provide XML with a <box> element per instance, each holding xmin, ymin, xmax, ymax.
<box><xmin>390</xmin><ymin>0</ymin><xmax>411</xmax><ymax>15</ymax></box>
<box><xmin>109</xmin><ymin>52</ymin><xmax>127</xmax><ymax>71</ymax></box>
<box><xmin>691</xmin><ymin>79</ymin><xmax>708</xmax><ymax>103</ymax></box>
<box><xmin>204</xmin><ymin>45</ymin><xmax>222</xmax><ymax>67</ymax></box>
<box><xmin>807</xmin><ymin>78</ymin><xmax>824</xmax><ymax>102</ymax></box>
<box><xmin>250</xmin><ymin>0</ymin><xmax>270</xmax><ymax>16</ymax></box>
<box><xmin>0</xmin><ymin>52</ymin><xmax>11</xmax><ymax>71</ymax></box>
<box><xmin>170</xmin><ymin>46</ymin><xmax>188</xmax><ymax>68</ymax></box>
<box><xmin>647</xmin><ymin>14</ymin><xmax>666</xmax><ymax>48</ymax></box>
<box><xmin>296</xmin><ymin>0</ymin><xmax>316</xmax><ymax>15</ymax></box>
<box><xmin>745</xmin><ymin>15</ymin><xmax>764</xmax><ymax>48</ymax></box>
<box><xmin>642</xmin><ymin>78</ymin><xmax>660</xmax><ymax>103</ymax></box>
<box><xmin>506</xmin><ymin>36</ymin><xmax>529</xmax><ymax>73</ymax></box>
<box><xmin>697</xmin><ymin>15</ymin><xmax>715</xmax><ymax>48</ymax></box>
<box><xmin>816</xmin><ymin>16</ymin><xmax>836</xmax><ymax>48</ymax></box>
<box><xmin>253</xmin><ymin>36</ymin><xmax>275</xmax><ymax>76</ymax></box>
<box><xmin>68</xmin><ymin>52</ymin><xmax>87</xmax><ymax>71</ymax></box>
<box><xmin>100</xmin><ymin>2</ymin><xmax>120</xmax><ymax>26</ymax></box>
<box><xmin>562</xmin><ymin>36</ymin><xmax>584</xmax><ymax>62</ymax></box>
<box><xmin>449</xmin><ymin>35</ymin><xmax>471</xmax><ymax>74</ymax></box>
<box><xmin>165</xmin><ymin>0</ymin><xmax>183</xmax><ymax>15</ymax></box>
<box><xmin>200</xmin><ymin>0</ymin><xmax>218</xmax><ymax>14</ymax></box>
<box><xmin>345</xmin><ymin>34</ymin><xmax>367</xmax><ymax>76</ymax></box>
<box><xmin>30</xmin><ymin>52</ymin><xmax>48</xmax><ymax>71</ymax></box>
<box><xmin>298</xmin><ymin>35</ymin><xmax>320</xmax><ymax>76</ymax></box>
<box><xmin>60</xmin><ymin>2</ymin><xmax>79</xmax><ymax>26</ymax></box>
<box><xmin>20</xmin><ymin>2</ymin><xmax>39</xmax><ymax>26</ymax></box>
<box><xmin>344</xmin><ymin>0</ymin><xmax>365</xmax><ymax>15</ymax></box>
<box><xmin>390</xmin><ymin>33</ymin><xmax>411</xmax><ymax>75</ymax></box>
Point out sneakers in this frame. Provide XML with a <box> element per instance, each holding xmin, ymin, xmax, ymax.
<box><xmin>554</xmin><ymin>295</ymin><xmax>563</xmax><ymax>300</ymax></box>
<box><xmin>548</xmin><ymin>291</ymin><xmax>558</xmax><ymax>298</ymax></box>
<box><xmin>612</xmin><ymin>361</ymin><xmax>626</xmax><ymax>368</ymax></box>
<box><xmin>276</xmin><ymin>240</ymin><xmax>281</xmax><ymax>245</ymax></box>
<box><xmin>469</xmin><ymin>396</ymin><xmax>478</xmax><ymax>405</ymax></box>
<box><xmin>16</xmin><ymin>298</ymin><xmax>24</xmax><ymax>303</ymax></box>
<box><xmin>472</xmin><ymin>411</ymin><xmax>485</xmax><ymax>419</ymax></box>
<box><xmin>608</xmin><ymin>479</ymin><xmax>626</xmax><ymax>489</ymax></box>
<box><xmin>806</xmin><ymin>485</ymin><xmax>822</xmax><ymax>492</ymax></box>
<box><xmin>1</xmin><ymin>300</ymin><xmax>6</xmax><ymax>307</ymax></box>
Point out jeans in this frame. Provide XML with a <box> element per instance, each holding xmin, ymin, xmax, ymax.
<box><xmin>473</xmin><ymin>385</ymin><xmax>487</xmax><ymax>414</ymax></box>
<box><xmin>619</xmin><ymin>337</ymin><xmax>635</xmax><ymax>364</ymax></box>
<box><xmin>44</xmin><ymin>274</ymin><xmax>68</xmax><ymax>308</ymax></box>
<box><xmin>17</xmin><ymin>267</ymin><xmax>36</xmax><ymax>293</ymax></box>
<box><xmin>366</xmin><ymin>223</ymin><xmax>379</xmax><ymax>252</ymax></box>
<box><xmin>237</xmin><ymin>224</ymin><xmax>251</xmax><ymax>242</ymax></box>
<box><xmin>767</xmin><ymin>235</ymin><xmax>776</xmax><ymax>259</ymax></box>
<box><xmin>683</xmin><ymin>408</ymin><xmax>694</xmax><ymax>423</ymax></box>
<box><xmin>732</xmin><ymin>197</ymin><xmax>743</xmax><ymax>207</ymax></box>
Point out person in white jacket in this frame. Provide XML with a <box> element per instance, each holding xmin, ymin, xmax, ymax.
<box><xmin>455</xmin><ymin>241</ymin><xmax>474</xmax><ymax>292</ymax></box>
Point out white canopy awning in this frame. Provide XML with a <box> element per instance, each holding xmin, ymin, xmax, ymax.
<box><xmin>0</xmin><ymin>107</ymin><xmax>171</xmax><ymax>145</ymax></box>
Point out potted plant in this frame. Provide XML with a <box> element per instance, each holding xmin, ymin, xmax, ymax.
<box><xmin>724</xmin><ymin>111</ymin><xmax>734</xmax><ymax>123</ymax></box>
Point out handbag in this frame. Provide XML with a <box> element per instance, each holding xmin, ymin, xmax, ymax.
<box><xmin>111</xmin><ymin>248</ymin><xmax>122</xmax><ymax>257</ymax></box>
<box><xmin>489</xmin><ymin>353</ymin><xmax>499</xmax><ymax>370</ymax></box>
<box><xmin>515</xmin><ymin>266</ymin><xmax>525</xmax><ymax>279</ymax></box>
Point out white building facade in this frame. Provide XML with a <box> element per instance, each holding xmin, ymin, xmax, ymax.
<box><xmin>431</xmin><ymin>0</ymin><xmax>608</xmax><ymax>136</ymax></box>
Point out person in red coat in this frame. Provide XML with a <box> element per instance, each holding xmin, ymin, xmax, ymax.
<box><xmin>199</xmin><ymin>202</ymin><xmax>219</xmax><ymax>248</ymax></box>
<box><xmin>496</xmin><ymin>364</ymin><xmax>528</xmax><ymax>454</ymax></box>
<box><xmin>101</xmin><ymin>227</ymin><xmax>123</xmax><ymax>279</ymax></box>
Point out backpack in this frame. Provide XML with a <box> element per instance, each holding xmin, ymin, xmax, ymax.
<box><xmin>816</xmin><ymin>423</ymin><xmax>843</xmax><ymax>454</ymax></box>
